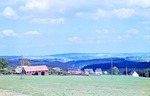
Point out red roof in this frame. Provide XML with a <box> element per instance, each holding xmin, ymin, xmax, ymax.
<box><xmin>24</xmin><ymin>65</ymin><xmax>48</xmax><ymax>72</ymax></box>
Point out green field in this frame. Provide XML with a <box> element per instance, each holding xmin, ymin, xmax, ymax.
<box><xmin>0</xmin><ymin>75</ymin><xmax>149</xmax><ymax>96</ymax></box>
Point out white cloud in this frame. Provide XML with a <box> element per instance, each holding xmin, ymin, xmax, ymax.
<box><xmin>95</xmin><ymin>29</ymin><xmax>117</xmax><ymax>43</ymax></box>
<box><xmin>77</xmin><ymin>8</ymin><xmax>136</xmax><ymax>19</ymax></box>
<box><xmin>68</xmin><ymin>36</ymin><xmax>81</xmax><ymax>44</ymax></box>
<box><xmin>97</xmin><ymin>0</ymin><xmax>150</xmax><ymax>8</ymax></box>
<box><xmin>96</xmin><ymin>29</ymin><xmax>109</xmax><ymax>34</ymax></box>
<box><xmin>76</xmin><ymin>12</ymin><xmax>84</xmax><ymax>17</ymax></box>
<box><xmin>111</xmin><ymin>8</ymin><xmax>135</xmax><ymax>19</ymax></box>
<box><xmin>144</xmin><ymin>35</ymin><xmax>150</xmax><ymax>39</ymax></box>
<box><xmin>128</xmin><ymin>0</ymin><xmax>150</xmax><ymax>8</ymax></box>
<box><xmin>92</xmin><ymin>8</ymin><xmax>109</xmax><ymax>19</ymax></box>
<box><xmin>76</xmin><ymin>8</ymin><xmax>108</xmax><ymax>19</ymax></box>
<box><xmin>127</xmin><ymin>29</ymin><xmax>140</xmax><ymax>34</ymax></box>
<box><xmin>7</xmin><ymin>0</ymin><xmax>148</xmax><ymax>20</ymax></box>
<box><xmin>2</xmin><ymin>29</ymin><xmax>17</xmax><ymax>37</ymax></box>
<box><xmin>139</xmin><ymin>8</ymin><xmax>150</xmax><ymax>18</ymax></box>
<box><xmin>117</xmin><ymin>29</ymin><xmax>140</xmax><ymax>41</ymax></box>
<box><xmin>19</xmin><ymin>0</ymin><xmax>86</xmax><ymax>13</ymax></box>
<box><xmin>117</xmin><ymin>34</ymin><xmax>131</xmax><ymax>41</ymax></box>
<box><xmin>58</xmin><ymin>8</ymin><xmax>66</xmax><ymax>14</ymax></box>
<box><xmin>3</xmin><ymin>7</ymin><xmax>19</xmax><ymax>20</ymax></box>
<box><xmin>30</xmin><ymin>18</ymin><xmax>64</xmax><ymax>24</ymax></box>
<box><xmin>24</xmin><ymin>31</ymin><xmax>40</xmax><ymax>36</ymax></box>
<box><xmin>97</xmin><ymin>8</ymin><xmax>109</xmax><ymax>17</ymax></box>
<box><xmin>0</xmin><ymin>30</ymin><xmax>41</xmax><ymax>38</ymax></box>
<box><xmin>19</xmin><ymin>0</ymin><xmax>49</xmax><ymax>12</ymax></box>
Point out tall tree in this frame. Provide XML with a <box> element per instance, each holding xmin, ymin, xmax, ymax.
<box><xmin>112</xmin><ymin>66</ymin><xmax>119</xmax><ymax>75</ymax></box>
<box><xmin>19</xmin><ymin>59</ymin><xmax>31</xmax><ymax>66</ymax></box>
<box><xmin>0</xmin><ymin>58</ymin><xmax>8</xmax><ymax>69</ymax></box>
<box><xmin>144</xmin><ymin>68</ymin><xmax>150</xmax><ymax>77</ymax></box>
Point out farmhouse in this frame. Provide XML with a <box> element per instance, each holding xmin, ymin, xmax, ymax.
<box><xmin>23</xmin><ymin>65</ymin><xmax>49</xmax><ymax>75</ymax></box>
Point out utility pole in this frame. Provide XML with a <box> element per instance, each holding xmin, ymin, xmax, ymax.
<box><xmin>111</xmin><ymin>58</ymin><xmax>113</xmax><ymax>80</ymax></box>
<box><xmin>125</xmin><ymin>57</ymin><xmax>128</xmax><ymax>76</ymax></box>
<box><xmin>126</xmin><ymin>65</ymin><xmax>128</xmax><ymax>76</ymax></box>
<box><xmin>20</xmin><ymin>55</ymin><xmax>24</xmax><ymax>79</ymax></box>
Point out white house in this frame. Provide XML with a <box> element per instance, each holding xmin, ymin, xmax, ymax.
<box><xmin>84</xmin><ymin>69</ymin><xmax>94</xmax><ymax>75</ymax></box>
<box><xmin>130</xmin><ymin>71</ymin><xmax>139</xmax><ymax>77</ymax></box>
<box><xmin>95</xmin><ymin>68</ymin><xmax>102</xmax><ymax>75</ymax></box>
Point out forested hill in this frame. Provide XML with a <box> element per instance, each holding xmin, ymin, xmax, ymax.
<box><xmin>0</xmin><ymin>53</ymin><xmax>150</xmax><ymax>70</ymax></box>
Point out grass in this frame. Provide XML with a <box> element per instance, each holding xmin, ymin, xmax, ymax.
<box><xmin>0</xmin><ymin>75</ymin><xmax>149</xmax><ymax>96</ymax></box>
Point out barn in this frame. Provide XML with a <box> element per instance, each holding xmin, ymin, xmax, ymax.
<box><xmin>23</xmin><ymin>65</ymin><xmax>49</xmax><ymax>75</ymax></box>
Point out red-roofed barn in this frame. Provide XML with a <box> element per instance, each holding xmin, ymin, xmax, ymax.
<box><xmin>23</xmin><ymin>65</ymin><xmax>49</xmax><ymax>75</ymax></box>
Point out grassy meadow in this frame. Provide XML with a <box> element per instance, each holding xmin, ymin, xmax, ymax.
<box><xmin>0</xmin><ymin>75</ymin><xmax>149</xmax><ymax>96</ymax></box>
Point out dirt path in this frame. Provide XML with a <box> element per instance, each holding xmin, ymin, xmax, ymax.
<box><xmin>0</xmin><ymin>89</ymin><xmax>30</xmax><ymax>96</ymax></box>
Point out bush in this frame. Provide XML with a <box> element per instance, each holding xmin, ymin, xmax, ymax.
<box><xmin>112</xmin><ymin>66</ymin><xmax>119</xmax><ymax>75</ymax></box>
<box><xmin>0</xmin><ymin>58</ymin><xmax>8</xmax><ymax>69</ymax></box>
<box><xmin>144</xmin><ymin>69</ymin><xmax>150</xmax><ymax>77</ymax></box>
<box><xmin>0</xmin><ymin>68</ymin><xmax>13</xmax><ymax>75</ymax></box>
<box><xmin>48</xmin><ymin>67</ymin><xmax>67</xmax><ymax>75</ymax></box>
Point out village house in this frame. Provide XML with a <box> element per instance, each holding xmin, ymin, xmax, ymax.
<box><xmin>84</xmin><ymin>69</ymin><xmax>94</xmax><ymax>75</ymax></box>
<box><xmin>68</xmin><ymin>68</ymin><xmax>82</xmax><ymax>75</ymax></box>
<box><xmin>95</xmin><ymin>68</ymin><xmax>102</xmax><ymax>75</ymax></box>
<box><xmin>23</xmin><ymin>65</ymin><xmax>49</xmax><ymax>76</ymax></box>
<box><xmin>130</xmin><ymin>71</ymin><xmax>139</xmax><ymax>77</ymax></box>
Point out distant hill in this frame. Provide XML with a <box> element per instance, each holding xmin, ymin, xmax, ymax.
<box><xmin>0</xmin><ymin>53</ymin><xmax>150</xmax><ymax>71</ymax></box>
<box><xmin>66</xmin><ymin>58</ymin><xmax>150</xmax><ymax>70</ymax></box>
<box><xmin>80</xmin><ymin>58</ymin><xmax>150</xmax><ymax>70</ymax></box>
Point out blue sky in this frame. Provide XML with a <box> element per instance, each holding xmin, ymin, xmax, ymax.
<box><xmin>0</xmin><ymin>0</ymin><xmax>150</xmax><ymax>56</ymax></box>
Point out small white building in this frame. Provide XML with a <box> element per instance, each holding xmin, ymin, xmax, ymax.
<box><xmin>103</xmin><ymin>71</ymin><xmax>108</xmax><ymax>75</ymax></box>
<box><xmin>95</xmin><ymin>68</ymin><xmax>102</xmax><ymax>75</ymax></box>
<box><xmin>15</xmin><ymin>66</ymin><xmax>28</xmax><ymax>74</ymax></box>
<box><xmin>84</xmin><ymin>69</ymin><xmax>94</xmax><ymax>75</ymax></box>
<box><xmin>130</xmin><ymin>71</ymin><xmax>139</xmax><ymax>77</ymax></box>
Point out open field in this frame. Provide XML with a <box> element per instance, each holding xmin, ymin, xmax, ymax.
<box><xmin>0</xmin><ymin>89</ymin><xmax>30</xmax><ymax>96</ymax></box>
<box><xmin>0</xmin><ymin>75</ymin><xmax>149</xmax><ymax>96</ymax></box>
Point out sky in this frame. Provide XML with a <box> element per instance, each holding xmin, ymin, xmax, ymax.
<box><xmin>0</xmin><ymin>0</ymin><xmax>150</xmax><ymax>56</ymax></box>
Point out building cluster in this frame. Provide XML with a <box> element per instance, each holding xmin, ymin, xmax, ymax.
<box><xmin>15</xmin><ymin>65</ymin><xmax>139</xmax><ymax>77</ymax></box>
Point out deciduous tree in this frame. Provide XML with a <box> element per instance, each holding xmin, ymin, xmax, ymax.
<box><xmin>19</xmin><ymin>59</ymin><xmax>31</xmax><ymax>66</ymax></box>
<box><xmin>144</xmin><ymin>68</ymin><xmax>150</xmax><ymax>77</ymax></box>
<box><xmin>0</xmin><ymin>58</ymin><xmax>8</xmax><ymax>69</ymax></box>
<box><xmin>112</xmin><ymin>66</ymin><xmax>119</xmax><ymax>75</ymax></box>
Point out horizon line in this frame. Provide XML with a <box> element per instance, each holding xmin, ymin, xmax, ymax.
<box><xmin>0</xmin><ymin>52</ymin><xmax>150</xmax><ymax>56</ymax></box>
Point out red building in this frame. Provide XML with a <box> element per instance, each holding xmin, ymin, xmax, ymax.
<box><xmin>23</xmin><ymin>65</ymin><xmax>49</xmax><ymax>75</ymax></box>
